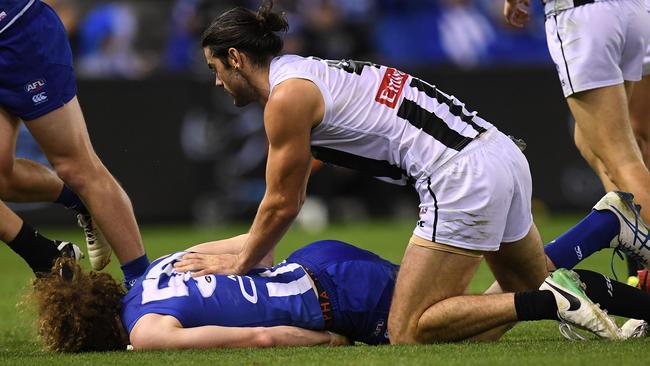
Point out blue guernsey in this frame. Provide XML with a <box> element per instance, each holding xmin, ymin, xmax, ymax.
<box><xmin>121</xmin><ymin>252</ymin><xmax>325</xmax><ymax>333</ymax></box>
<box><xmin>0</xmin><ymin>0</ymin><xmax>34</xmax><ymax>34</ymax></box>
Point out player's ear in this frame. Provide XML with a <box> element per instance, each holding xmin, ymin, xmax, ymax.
<box><xmin>227</xmin><ymin>48</ymin><xmax>243</xmax><ymax>70</ymax></box>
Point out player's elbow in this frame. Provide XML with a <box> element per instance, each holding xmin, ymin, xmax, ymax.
<box><xmin>280</xmin><ymin>204</ymin><xmax>302</xmax><ymax>221</ymax></box>
<box><xmin>252</xmin><ymin>328</ymin><xmax>277</xmax><ymax>348</ymax></box>
<box><xmin>130</xmin><ymin>328</ymin><xmax>175</xmax><ymax>350</ymax></box>
<box><xmin>266</xmin><ymin>197</ymin><xmax>302</xmax><ymax>221</ymax></box>
<box><xmin>129</xmin><ymin>332</ymin><xmax>157</xmax><ymax>350</ymax></box>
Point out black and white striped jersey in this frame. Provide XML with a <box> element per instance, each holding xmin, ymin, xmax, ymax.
<box><xmin>268</xmin><ymin>55</ymin><xmax>494</xmax><ymax>186</ymax></box>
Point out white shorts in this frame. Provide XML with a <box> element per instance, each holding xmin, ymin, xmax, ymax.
<box><xmin>412</xmin><ymin>128</ymin><xmax>534</xmax><ymax>252</ymax></box>
<box><xmin>545</xmin><ymin>0</ymin><xmax>650</xmax><ymax>97</ymax></box>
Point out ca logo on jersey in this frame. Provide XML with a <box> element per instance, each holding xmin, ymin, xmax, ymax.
<box><xmin>25</xmin><ymin>79</ymin><xmax>47</xmax><ymax>93</ymax></box>
<box><xmin>32</xmin><ymin>92</ymin><xmax>48</xmax><ymax>105</ymax></box>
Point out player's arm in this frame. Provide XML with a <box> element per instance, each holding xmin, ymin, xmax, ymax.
<box><xmin>130</xmin><ymin>314</ymin><xmax>349</xmax><ymax>350</ymax></box>
<box><xmin>235</xmin><ymin>81</ymin><xmax>319</xmax><ymax>272</ymax></box>
<box><xmin>183</xmin><ymin>234</ymin><xmax>275</xmax><ymax>268</ymax></box>
<box><xmin>186</xmin><ymin>234</ymin><xmax>249</xmax><ymax>254</ymax></box>
<box><xmin>175</xmin><ymin>79</ymin><xmax>323</xmax><ymax>276</ymax></box>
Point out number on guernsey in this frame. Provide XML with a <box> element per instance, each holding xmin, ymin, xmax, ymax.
<box><xmin>311</xmin><ymin>57</ymin><xmax>380</xmax><ymax>75</ymax></box>
<box><xmin>141</xmin><ymin>252</ymin><xmax>216</xmax><ymax>304</ymax></box>
<box><xmin>227</xmin><ymin>275</ymin><xmax>258</xmax><ymax>304</ymax></box>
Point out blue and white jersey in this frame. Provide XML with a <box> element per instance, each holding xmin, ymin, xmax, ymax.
<box><xmin>0</xmin><ymin>0</ymin><xmax>35</xmax><ymax>34</ymax></box>
<box><xmin>121</xmin><ymin>252</ymin><xmax>325</xmax><ymax>333</ymax></box>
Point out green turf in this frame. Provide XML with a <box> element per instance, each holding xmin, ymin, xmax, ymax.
<box><xmin>0</xmin><ymin>215</ymin><xmax>648</xmax><ymax>365</ymax></box>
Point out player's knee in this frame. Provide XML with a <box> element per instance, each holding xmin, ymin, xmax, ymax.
<box><xmin>387</xmin><ymin>316</ymin><xmax>419</xmax><ymax>344</ymax></box>
<box><xmin>51</xmin><ymin>158</ymin><xmax>102</xmax><ymax>191</ymax></box>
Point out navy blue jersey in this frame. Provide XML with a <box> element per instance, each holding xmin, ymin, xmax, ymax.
<box><xmin>287</xmin><ymin>240</ymin><xmax>398</xmax><ymax>344</ymax></box>
<box><xmin>121</xmin><ymin>252</ymin><xmax>325</xmax><ymax>333</ymax></box>
<box><xmin>0</xmin><ymin>0</ymin><xmax>77</xmax><ymax>121</ymax></box>
<box><xmin>122</xmin><ymin>241</ymin><xmax>398</xmax><ymax>345</ymax></box>
<box><xmin>0</xmin><ymin>0</ymin><xmax>34</xmax><ymax>34</ymax></box>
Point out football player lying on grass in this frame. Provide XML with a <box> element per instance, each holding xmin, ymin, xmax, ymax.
<box><xmin>29</xmin><ymin>214</ymin><xmax>650</xmax><ymax>352</ymax></box>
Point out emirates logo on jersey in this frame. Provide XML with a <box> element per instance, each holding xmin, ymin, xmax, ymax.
<box><xmin>375</xmin><ymin>68</ymin><xmax>408</xmax><ymax>109</ymax></box>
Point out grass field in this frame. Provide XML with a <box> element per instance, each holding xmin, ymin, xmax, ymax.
<box><xmin>0</xmin><ymin>215</ymin><xmax>648</xmax><ymax>365</ymax></box>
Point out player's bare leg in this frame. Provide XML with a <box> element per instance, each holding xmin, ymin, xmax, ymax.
<box><xmin>388</xmin><ymin>227</ymin><xmax>621</xmax><ymax>343</ymax></box>
<box><xmin>387</xmin><ymin>242</ymin><xmax>498</xmax><ymax>343</ymax></box>
<box><xmin>471</xmin><ymin>225</ymin><xmax>549</xmax><ymax>341</ymax></box>
<box><xmin>3</xmin><ymin>158</ymin><xmax>65</xmax><ymax>202</ymax></box>
<box><xmin>386</xmin><ymin>236</ymin><xmax>549</xmax><ymax>343</ymax></box>
<box><xmin>0</xmin><ymin>200</ymin><xmax>23</xmax><ymax>244</ymax></box>
<box><xmin>24</xmin><ymin>96</ymin><xmax>145</xmax><ymax>265</ymax></box>
<box><xmin>0</xmin><ymin>111</ymin><xmax>82</xmax><ymax>271</ymax></box>
<box><xmin>574</xmin><ymin>130</ymin><xmax>617</xmax><ymax>191</ymax></box>
<box><xmin>568</xmin><ymin>83</ymin><xmax>650</xmax><ymax>223</ymax></box>
<box><xmin>572</xmin><ymin>81</ymin><xmax>635</xmax><ymax>192</ymax></box>
<box><xmin>629</xmin><ymin>75</ymin><xmax>650</xmax><ymax>286</ymax></box>
<box><xmin>630</xmin><ymin>75</ymin><xmax>650</xmax><ymax>169</ymax></box>
<box><xmin>0</xmin><ymin>108</ymin><xmax>63</xmax><ymax>202</ymax></box>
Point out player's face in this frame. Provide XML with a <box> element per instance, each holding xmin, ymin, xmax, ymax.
<box><xmin>203</xmin><ymin>48</ymin><xmax>256</xmax><ymax>107</ymax></box>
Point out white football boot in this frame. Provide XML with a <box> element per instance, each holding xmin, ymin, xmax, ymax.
<box><xmin>77</xmin><ymin>214</ymin><xmax>112</xmax><ymax>270</ymax></box>
<box><xmin>540</xmin><ymin>268</ymin><xmax>623</xmax><ymax>340</ymax></box>
<box><xmin>593</xmin><ymin>191</ymin><xmax>650</xmax><ymax>267</ymax></box>
<box><xmin>621</xmin><ymin>319</ymin><xmax>648</xmax><ymax>339</ymax></box>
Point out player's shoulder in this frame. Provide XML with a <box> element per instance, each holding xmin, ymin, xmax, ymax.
<box><xmin>142</xmin><ymin>251</ymin><xmax>188</xmax><ymax>275</ymax></box>
<box><xmin>271</xmin><ymin>54</ymin><xmax>319</xmax><ymax>70</ymax></box>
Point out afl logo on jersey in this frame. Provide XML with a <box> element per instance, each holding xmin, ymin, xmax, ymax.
<box><xmin>25</xmin><ymin>79</ymin><xmax>47</xmax><ymax>94</ymax></box>
<box><xmin>0</xmin><ymin>11</ymin><xmax>7</xmax><ymax>21</ymax></box>
<box><xmin>375</xmin><ymin>68</ymin><xmax>408</xmax><ymax>109</ymax></box>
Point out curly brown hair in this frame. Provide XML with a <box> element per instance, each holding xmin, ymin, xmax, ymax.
<box><xmin>28</xmin><ymin>257</ymin><xmax>129</xmax><ymax>352</ymax></box>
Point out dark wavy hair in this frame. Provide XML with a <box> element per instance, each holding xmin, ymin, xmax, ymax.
<box><xmin>28</xmin><ymin>257</ymin><xmax>128</xmax><ymax>352</ymax></box>
<box><xmin>201</xmin><ymin>0</ymin><xmax>289</xmax><ymax>67</ymax></box>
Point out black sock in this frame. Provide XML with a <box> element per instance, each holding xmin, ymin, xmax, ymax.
<box><xmin>626</xmin><ymin>255</ymin><xmax>644</xmax><ymax>277</ymax></box>
<box><xmin>6</xmin><ymin>222</ymin><xmax>61</xmax><ymax>274</ymax></box>
<box><xmin>54</xmin><ymin>185</ymin><xmax>89</xmax><ymax>215</ymax></box>
<box><xmin>575</xmin><ymin>269</ymin><xmax>650</xmax><ymax>322</ymax></box>
<box><xmin>514</xmin><ymin>290</ymin><xmax>559</xmax><ymax>321</ymax></box>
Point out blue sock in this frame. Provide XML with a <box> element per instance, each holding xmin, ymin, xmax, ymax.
<box><xmin>121</xmin><ymin>254</ymin><xmax>150</xmax><ymax>290</ymax></box>
<box><xmin>54</xmin><ymin>185</ymin><xmax>89</xmax><ymax>215</ymax></box>
<box><xmin>544</xmin><ymin>210</ymin><xmax>619</xmax><ymax>269</ymax></box>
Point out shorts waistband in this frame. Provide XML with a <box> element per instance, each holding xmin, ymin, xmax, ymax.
<box><xmin>303</xmin><ymin>266</ymin><xmax>335</xmax><ymax>329</ymax></box>
<box><xmin>542</xmin><ymin>0</ymin><xmax>613</xmax><ymax>16</ymax></box>
<box><xmin>426</xmin><ymin>127</ymin><xmax>500</xmax><ymax>178</ymax></box>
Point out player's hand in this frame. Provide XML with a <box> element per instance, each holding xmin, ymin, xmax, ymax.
<box><xmin>504</xmin><ymin>0</ymin><xmax>531</xmax><ymax>28</ymax></box>
<box><xmin>328</xmin><ymin>332</ymin><xmax>352</xmax><ymax>346</ymax></box>
<box><xmin>174</xmin><ymin>253</ymin><xmax>242</xmax><ymax>277</ymax></box>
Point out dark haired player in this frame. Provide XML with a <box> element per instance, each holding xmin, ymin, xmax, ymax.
<box><xmin>0</xmin><ymin>0</ymin><xmax>148</xmax><ymax>277</ymax></box>
<box><xmin>173</xmin><ymin>1</ymin><xmax>650</xmax><ymax>343</ymax></box>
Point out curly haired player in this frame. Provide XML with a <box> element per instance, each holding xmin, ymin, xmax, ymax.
<box><xmin>28</xmin><ymin>222</ymin><xmax>650</xmax><ymax>352</ymax></box>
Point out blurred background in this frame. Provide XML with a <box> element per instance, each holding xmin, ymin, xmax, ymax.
<box><xmin>14</xmin><ymin>0</ymin><xmax>604</xmax><ymax>230</ymax></box>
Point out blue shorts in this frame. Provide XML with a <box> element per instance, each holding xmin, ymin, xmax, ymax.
<box><xmin>288</xmin><ymin>240</ymin><xmax>399</xmax><ymax>345</ymax></box>
<box><xmin>0</xmin><ymin>1</ymin><xmax>76</xmax><ymax>121</ymax></box>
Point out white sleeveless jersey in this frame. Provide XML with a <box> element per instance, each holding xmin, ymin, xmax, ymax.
<box><xmin>268</xmin><ymin>55</ymin><xmax>494</xmax><ymax>185</ymax></box>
